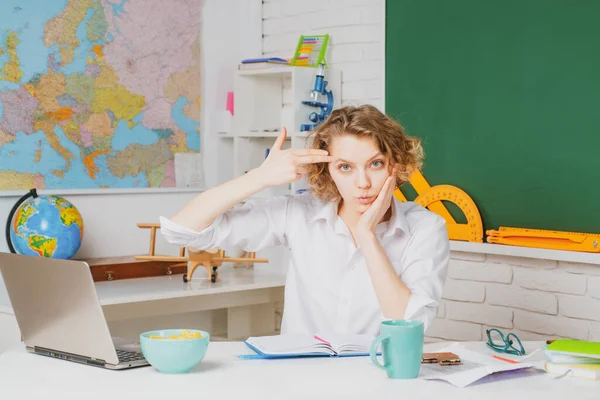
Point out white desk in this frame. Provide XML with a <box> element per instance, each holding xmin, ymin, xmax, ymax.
<box><xmin>96</xmin><ymin>264</ymin><xmax>285</xmax><ymax>312</ymax></box>
<box><xmin>0</xmin><ymin>341</ymin><xmax>598</xmax><ymax>400</ymax></box>
<box><xmin>95</xmin><ymin>263</ymin><xmax>286</xmax><ymax>306</ymax></box>
<box><xmin>100</xmin><ymin>264</ymin><xmax>286</xmax><ymax>340</ymax></box>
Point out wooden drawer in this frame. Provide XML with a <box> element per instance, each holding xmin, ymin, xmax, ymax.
<box><xmin>83</xmin><ymin>257</ymin><xmax>187</xmax><ymax>282</ymax></box>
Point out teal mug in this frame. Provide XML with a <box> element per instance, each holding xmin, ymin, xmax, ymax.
<box><xmin>369</xmin><ymin>320</ymin><xmax>424</xmax><ymax>379</ymax></box>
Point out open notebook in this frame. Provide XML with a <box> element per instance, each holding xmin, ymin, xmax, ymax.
<box><xmin>241</xmin><ymin>333</ymin><xmax>376</xmax><ymax>359</ymax></box>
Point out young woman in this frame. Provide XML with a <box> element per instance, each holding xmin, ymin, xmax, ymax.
<box><xmin>160</xmin><ymin>105</ymin><xmax>449</xmax><ymax>337</ymax></box>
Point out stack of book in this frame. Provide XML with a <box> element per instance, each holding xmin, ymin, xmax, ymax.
<box><xmin>544</xmin><ymin>340</ymin><xmax>600</xmax><ymax>380</ymax></box>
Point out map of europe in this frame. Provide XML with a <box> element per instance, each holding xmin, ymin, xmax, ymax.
<box><xmin>0</xmin><ymin>0</ymin><xmax>201</xmax><ymax>189</ymax></box>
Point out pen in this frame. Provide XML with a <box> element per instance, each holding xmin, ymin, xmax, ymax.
<box><xmin>492</xmin><ymin>355</ymin><xmax>519</xmax><ymax>364</ymax></box>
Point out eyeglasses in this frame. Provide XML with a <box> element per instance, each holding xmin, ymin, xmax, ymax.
<box><xmin>485</xmin><ymin>328</ymin><xmax>526</xmax><ymax>356</ymax></box>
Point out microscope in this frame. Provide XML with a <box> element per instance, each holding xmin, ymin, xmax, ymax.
<box><xmin>300</xmin><ymin>62</ymin><xmax>334</xmax><ymax>132</ymax></box>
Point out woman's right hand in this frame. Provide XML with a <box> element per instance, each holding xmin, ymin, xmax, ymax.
<box><xmin>255</xmin><ymin>127</ymin><xmax>334</xmax><ymax>188</ymax></box>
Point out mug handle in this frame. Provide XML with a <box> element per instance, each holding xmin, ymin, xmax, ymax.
<box><xmin>370</xmin><ymin>334</ymin><xmax>389</xmax><ymax>370</ymax></box>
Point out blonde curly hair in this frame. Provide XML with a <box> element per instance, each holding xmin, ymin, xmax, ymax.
<box><xmin>305</xmin><ymin>104</ymin><xmax>424</xmax><ymax>202</ymax></box>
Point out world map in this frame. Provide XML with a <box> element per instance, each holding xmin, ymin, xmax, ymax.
<box><xmin>0</xmin><ymin>0</ymin><xmax>201</xmax><ymax>190</ymax></box>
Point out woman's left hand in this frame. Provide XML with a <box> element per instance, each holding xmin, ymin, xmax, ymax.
<box><xmin>356</xmin><ymin>166</ymin><xmax>398</xmax><ymax>241</ymax></box>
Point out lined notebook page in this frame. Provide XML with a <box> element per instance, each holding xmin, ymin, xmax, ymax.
<box><xmin>245</xmin><ymin>334</ymin><xmax>334</xmax><ymax>355</ymax></box>
<box><xmin>314</xmin><ymin>332</ymin><xmax>373</xmax><ymax>354</ymax></box>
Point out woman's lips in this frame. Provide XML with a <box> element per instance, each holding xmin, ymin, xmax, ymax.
<box><xmin>356</xmin><ymin>196</ymin><xmax>374</xmax><ymax>204</ymax></box>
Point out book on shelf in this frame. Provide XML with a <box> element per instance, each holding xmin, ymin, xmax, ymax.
<box><xmin>238</xmin><ymin>57</ymin><xmax>290</xmax><ymax>70</ymax></box>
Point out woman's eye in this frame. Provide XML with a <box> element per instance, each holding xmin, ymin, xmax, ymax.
<box><xmin>339</xmin><ymin>164</ymin><xmax>351</xmax><ymax>171</ymax></box>
<box><xmin>372</xmin><ymin>160</ymin><xmax>383</xmax><ymax>168</ymax></box>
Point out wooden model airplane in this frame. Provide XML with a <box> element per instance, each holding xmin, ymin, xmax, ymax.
<box><xmin>134</xmin><ymin>223</ymin><xmax>268</xmax><ymax>283</ymax></box>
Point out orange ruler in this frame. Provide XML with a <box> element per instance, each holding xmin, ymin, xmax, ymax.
<box><xmin>486</xmin><ymin>227</ymin><xmax>600</xmax><ymax>252</ymax></box>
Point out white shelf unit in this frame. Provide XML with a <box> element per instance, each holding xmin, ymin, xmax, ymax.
<box><xmin>215</xmin><ymin>65</ymin><xmax>341</xmax><ymax>198</ymax></box>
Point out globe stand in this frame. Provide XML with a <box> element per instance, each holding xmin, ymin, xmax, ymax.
<box><xmin>5</xmin><ymin>188</ymin><xmax>38</xmax><ymax>254</ymax></box>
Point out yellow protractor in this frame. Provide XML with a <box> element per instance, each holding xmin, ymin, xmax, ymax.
<box><xmin>394</xmin><ymin>171</ymin><xmax>484</xmax><ymax>243</ymax></box>
<box><xmin>394</xmin><ymin>170</ymin><xmax>455</xmax><ymax>223</ymax></box>
<box><xmin>414</xmin><ymin>184</ymin><xmax>483</xmax><ymax>242</ymax></box>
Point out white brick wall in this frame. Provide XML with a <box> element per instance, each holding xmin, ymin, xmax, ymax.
<box><xmin>513</xmin><ymin>311</ymin><xmax>589</xmax><ymax>341</ymax></box>
<box><xmin>486</xmin><ymin>284</ymin><xmax>558</xmax><ymax>314</ymax></box>
<box><xmin>559</xmin><ymin>295</ymin><xmax>600</xmax><ymax>321</ymax></box>
<box><xmin>427</xmin><ymin>252</ymin><xmax>600</xmax><ymax>343</ymax></box>
<box><xmin>587</xmin><ymin>277</ymin><xmax>600</xmax><ymax>298</ymax></box>
<box><xmin>448</xmin><ymin>259</ymin><xmax>512</xmax><ymax>283</ymax></box>
<box><xmin>262</xmin><ymin>0</ymin><xmax>383</xmax><ymax>108</ymax></box>
<box><xmin>513</xmin><ymin>267</ymin><xmax>586</xmax><ymax>295</ymax></box>
<box><xmin>589</xmin><ymin>322</ymin><xmax>600</xmax><ymax>341</ymax></box>
<box><xmin>560</xmin><ymin>261</ymin><xmax>600</xmax><ymax>276</ymax></box>
<box><xmin>445</xmin><ymin>301</ymin><xmax>513</xmax><ymax>329</ymax></box>
<box><xmin>442</xmin><ymin>279</ymin><xmax>485</xmax><ymax>302</ymax></box>
<box><xmin>427</xmin><ymin>319</ymin><xmax>482</xmax><ymax>341</ymax></box>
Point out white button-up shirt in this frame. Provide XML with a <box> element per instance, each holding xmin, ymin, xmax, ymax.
<box><xmin>159</xmin><ymin>192</ymin><xmax>449</xmax><ymax>338</ymax></box>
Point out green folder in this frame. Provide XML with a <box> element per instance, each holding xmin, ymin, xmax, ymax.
<box><xmin>545</xmin><ymin>340</ymin><xmax>600</xmax><ymax>364</ymax></box>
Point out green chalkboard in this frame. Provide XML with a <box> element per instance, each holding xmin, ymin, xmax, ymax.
<box><xmin>386</xmin><ymin>0</ymin><xmax>600</xmax><ymax>234</ymax></box>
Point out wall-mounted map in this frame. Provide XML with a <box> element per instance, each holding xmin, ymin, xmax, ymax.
<box><xmin>0</xmin><ymin>0</ymin><xmax>201</xmax><ymax>190</ymax></box>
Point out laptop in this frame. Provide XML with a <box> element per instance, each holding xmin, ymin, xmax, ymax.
<box><xmin>0</xmin><ymin>252</ymin><xmax>150</xmax><ymax>370</ymax></box>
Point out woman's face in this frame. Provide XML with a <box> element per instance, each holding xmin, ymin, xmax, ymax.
<box><xmin>327</xmin><ymin>134</ymin><xmax>393</xmax><ymax>214</ymax></box>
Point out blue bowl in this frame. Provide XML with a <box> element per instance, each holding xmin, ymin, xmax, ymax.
<box><xmin>140</xmin><ymin>329</ymin><xmax>210</xmax><ymax>374</ymax></box>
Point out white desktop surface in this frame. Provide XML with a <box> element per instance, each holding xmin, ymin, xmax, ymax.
<box><xmin>0</xmin><ymin>341</ymin><xmax>598</xmax><ymax>400</ymax></box>
<box><xmin>93</xmin><ymin>263</ymin><xmax>286</xmax><ymax>306</ymax></box>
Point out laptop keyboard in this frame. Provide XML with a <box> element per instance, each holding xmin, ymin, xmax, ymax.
<box><xmin>116</xmin><ymin>349</ymin><xmax>146</xmax><ymax>363</ymax></box>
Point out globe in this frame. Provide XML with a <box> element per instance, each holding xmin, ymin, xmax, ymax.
<box><xmin>7</xmin><ymin>189</ymin><xmax>84</xmax><ymax>259</ymax></box>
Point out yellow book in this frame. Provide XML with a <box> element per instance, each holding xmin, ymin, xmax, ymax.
<box><xmin>545</xmin><ymin>362</ymin><xmax>600</xmax><ymax>380</ymax></box>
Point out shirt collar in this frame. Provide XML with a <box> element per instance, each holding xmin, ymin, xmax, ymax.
<box><xmin>309</xmin><ymin>198</ymin><xmax>339</xmax><ymax>228</ymax></box>
<box><xmin>382</xmin><ymin>198</ymin><xmax>411</xmax><ymax>237</ymax></box>
<box><xmin>309</xmin><ymin>197</ymin><xmax>410</xmax><ymax>237</ymax></box>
